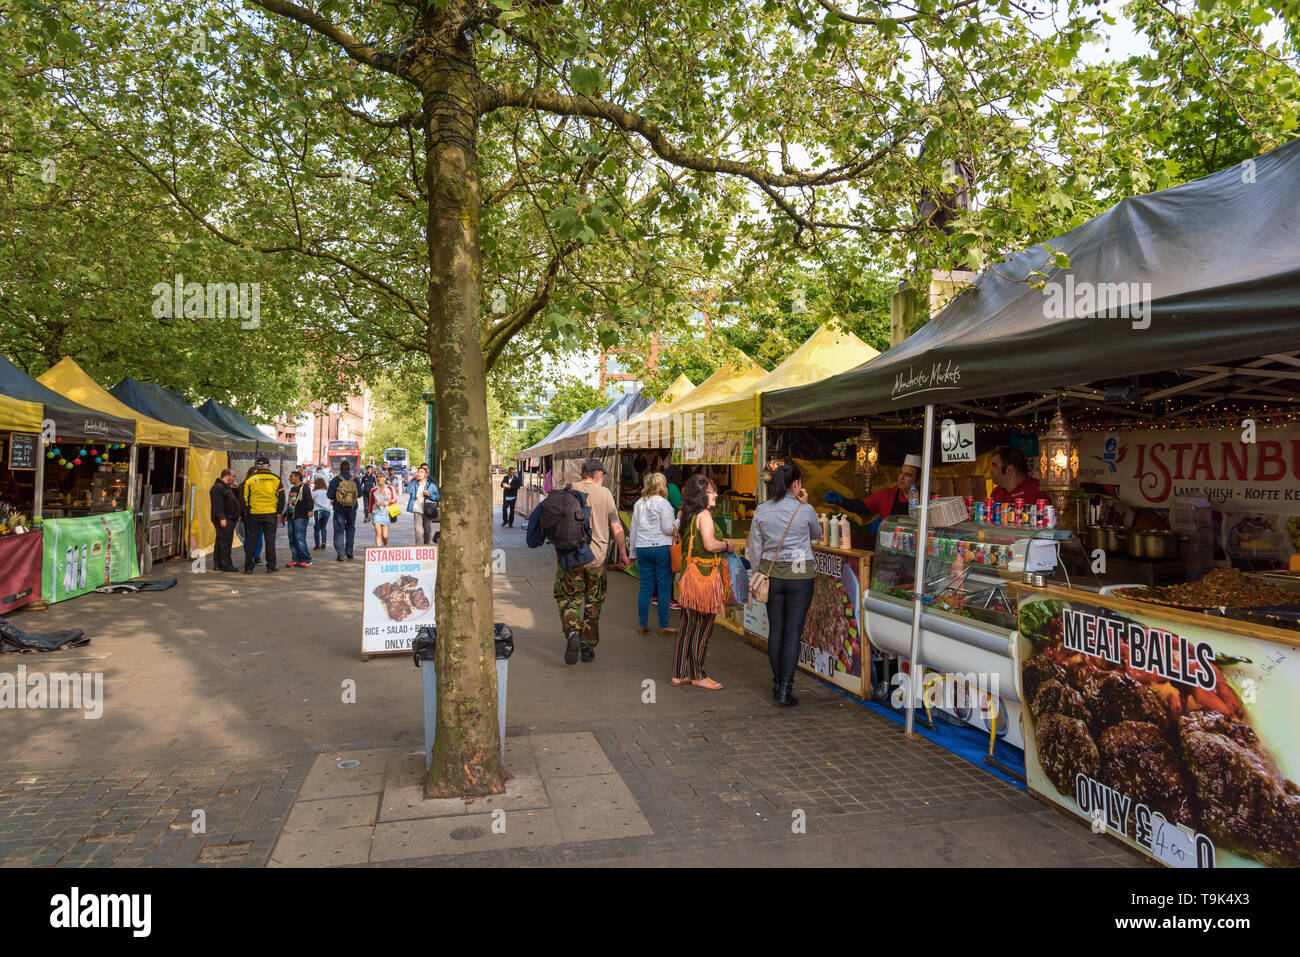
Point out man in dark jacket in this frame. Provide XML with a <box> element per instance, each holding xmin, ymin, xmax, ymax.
<box><xmin>209</xmin><ymin>469</ymin><xmax>241</xmax><ymax>572</ymax></box>
<box><xmin>500</xmin><ymin>467</ymin><xmax>523</xmax><ymax>527</ymax></box>
<box><xmin>360</xmin><ymin>465</ymin><xmax>378</xmax><ymax>523</ymax></box>
<box><xmin>327</xmin><ymin>460</ymin><xmax>361</xmax><ymax>560</ymax></box>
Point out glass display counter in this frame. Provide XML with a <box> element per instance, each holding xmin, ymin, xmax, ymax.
<box><xmin>866</xmin><ymin>518</ymin><xmax>1100</xmax><ymax>748</ymax></box>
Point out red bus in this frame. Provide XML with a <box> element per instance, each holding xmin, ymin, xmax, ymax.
<box><xmin>327</xmin><ymin>440</ymin><xmax>360</xmax><ymax>474</ymax></box>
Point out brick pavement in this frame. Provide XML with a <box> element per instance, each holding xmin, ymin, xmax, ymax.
<box><xmin>0</xmin><ymin>520</ymin><xmax>1149</xmax><ymax>867</ymax></box>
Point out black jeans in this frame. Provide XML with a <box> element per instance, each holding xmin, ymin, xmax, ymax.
<box><xmin>214</xmin><ymin>521</ymin><xmax>236</xmax><ymax>570</ymax></box>
<box><xmin>244</xmin><ymin>514</ymin><xmax>278</xmax><ymax>570</ymax></box>
<box><xmin>502</xmin><ymin>498</ymin><xmax>517</xmax><ymax>525</ymax></box>
<box><xmin>767</xmin><ymin>576</ymin><xmax>814</xmax><ymax>681</ymax></box>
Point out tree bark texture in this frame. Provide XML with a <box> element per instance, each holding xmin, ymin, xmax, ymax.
<box><xmin>417</xmin><ymin>18</ymin><xmax>505</xmax><ymax>798</ymax></box>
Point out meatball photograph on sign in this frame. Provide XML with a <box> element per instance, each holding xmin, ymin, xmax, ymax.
<box><xmin>1017</xmin><ymin>594</ymin><xmax>1300</xmax><ymax>868</ymax></box>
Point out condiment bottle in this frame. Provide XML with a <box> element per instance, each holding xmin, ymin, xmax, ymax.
<box><xmin>819</xmin><ymin>513</ymin><xmax>829</xmax><ymax>543</ymax></box>
<box><xmin>828</xmin><ymin>514</ymin><xmax>841</xmax><ymax>548</ymax></box>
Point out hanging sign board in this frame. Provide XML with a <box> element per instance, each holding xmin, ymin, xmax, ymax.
<box><xmin>8</xmin><ymin>433</ymin><xmax>38</xmax><ymax>470</ymax></box>
<box><xmin>939</xmin><ymin>419</ymin><xmax>976</xmax><ymax>463</ymax></box>
<box><xmin>362</xmin><ymin>545</ymin><xmax>437</xmax><ymax>657</ymax></box>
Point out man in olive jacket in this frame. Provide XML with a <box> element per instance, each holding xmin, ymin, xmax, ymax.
<box><xmin>241</xmin><ymin>455</ymin><xmax>285</xmax><ymax>573</ymax></box>
<box><xmin>209</xmin><ymin>469</ymin><xmax>242</xmax><ymax>572</ymax></box>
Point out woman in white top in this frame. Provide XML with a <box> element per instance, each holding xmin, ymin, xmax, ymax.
<box><xmin>628</xmin><ymin>472</ymin><xmax>677</xmax><ymax>634</ymax></box>
<box><xmin>311</xmin><ymin>477</ymin><xmax>331</xmax><ymax>551</ymax></box>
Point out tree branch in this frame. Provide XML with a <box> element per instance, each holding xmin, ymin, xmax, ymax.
<box><xmin>250</xmin><ymin>0</ymin><xmax>406</xmax><ymax>77</ymax></box>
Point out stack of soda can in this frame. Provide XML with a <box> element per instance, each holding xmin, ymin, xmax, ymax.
<box><xmin>966</xmin><ymin>495</ymin><xmax>1057</xmax><ymax>528</ymax></box>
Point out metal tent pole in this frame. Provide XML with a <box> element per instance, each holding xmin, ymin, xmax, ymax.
<box><xmin>904</xmin><ymin>403</ymin><xmax>936</xmax><ymax>738</ymax></box>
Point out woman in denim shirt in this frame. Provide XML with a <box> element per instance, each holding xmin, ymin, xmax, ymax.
<box><xmin>746</xmin><ymin>463</ymin><xmax>823</xmax><ymax>706</ymax></box>
<box><xmin>405</xmin><ymin>463</ymin><xmax>440</xmax><ymax>545</ymax></box>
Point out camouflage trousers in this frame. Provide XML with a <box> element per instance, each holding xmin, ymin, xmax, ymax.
<box><xmin>554</xmin><ymin>564</ymin><xmax>608</xmax><ymax>649</ymax></box>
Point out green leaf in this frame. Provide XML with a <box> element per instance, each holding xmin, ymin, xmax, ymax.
<box><xmin>571</xmin><ymin>66</ymin><xmax>604</xmax><ymax>97</ymax></box>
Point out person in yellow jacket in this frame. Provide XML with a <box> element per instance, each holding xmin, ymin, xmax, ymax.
<box><xmin>242</xmin><ymin>454</ymin><xmax>286</xmax><ymax>574</ymax></box>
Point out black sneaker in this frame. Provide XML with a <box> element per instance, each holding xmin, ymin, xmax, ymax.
<box><xmin>336</xmin><ymin>555</ymin><xmax>344</xmax><ymax>561</ymax></box>
<box><xmin>346</xmin><ymin>553</ymin><xmax>354</xmax><ymax>560</ymax></box>
<box><xmin>244</xmin><ymin>568</ymin><xmax>254</xmax><ymax>574</ymax></box>
<box><xmin>580</xmin><ymin>648</ymin><xmax>595</xmax><ymax>662</ymax></box>
<box><xmin>564</xmin><ymin>630</ymin><xmax>580</xmax><ymax>665</ymax></box>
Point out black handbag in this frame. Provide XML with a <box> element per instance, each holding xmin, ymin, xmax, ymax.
<box><xmin>422</xmin><ymin>499</ymin><xmax>440</xmax><ymax>520</ymax></box>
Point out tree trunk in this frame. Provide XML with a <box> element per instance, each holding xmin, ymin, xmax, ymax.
<box><xmin>418</xmin><ymin>23</ymin><xmax>505</xmax><ymax>798</ymax></box>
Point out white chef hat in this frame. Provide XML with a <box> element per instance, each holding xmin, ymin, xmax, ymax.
<box><xmin>903</xmin><ymin>454</ymin><xmax>922</xmax><ymax>469</ymax></box>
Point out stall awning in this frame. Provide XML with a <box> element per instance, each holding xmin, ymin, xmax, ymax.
<box><xmin>196</xmin><ymin>398</ymin><xmax>294</xmax><ymax>458</ymax></box>
<box><xmin>519</xmin><ymin>420</ymin><xmax>570</xmax><ymax>459</ymax></box>
<box><xmin>579</xmin><ymin>389</ymin><xmax>653</xmax><ymax>451</ymax></box>
<box><xmin>696</xmin><ymin>323</ymin><xmax>878</xmax><ymax>435</ymax></box>
<box><xmin>0</xmin><ymin>394</ymin><xmax>43</xmax><ymax>433</ymax></box>
<box><xmin>765</xmin><ymin>138</ymin><xmax>1300</xmax><ymax>423</ymax></box>
<box><xmin>0</xmin><ymin>354</ymin><xmax>134</xmax><ymax>442</ymax></box>
<box><xmin>622</xmin><ymin>360</ymin><xmax>766</xmax><ymax>448</ymax></box>
<box><xmin>37</xmin><ymin>358</ymin><xmax>189</xmax><ymax>448</ymax></box>
<box><xmin>110</xmin><ymin>377</ymin><xmax>258</xmax><ymax>453</ymax></box>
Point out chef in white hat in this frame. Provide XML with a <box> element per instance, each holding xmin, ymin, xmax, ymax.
<box><xmin>824</xmin><ymin>453</ymin><xmax>922</xmax><ymax>526</ymax></box>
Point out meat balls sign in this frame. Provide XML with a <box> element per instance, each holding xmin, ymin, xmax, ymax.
<box><xmin>361</xmin><ymin>546</ymin><xmax>438</xmax><ymax>657</ymax></box>
<box><xmin>1018</xmin><ymin>594</ymin><xmax>1300</xmax><ymax>869</ymax></box>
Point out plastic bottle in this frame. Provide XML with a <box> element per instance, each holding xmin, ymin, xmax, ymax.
<box><xmin>838</xmin><ymin>514</ymin><xmax>851</xmax><ymax>549</ymax></box>
<box><xmin>819</xmin><ymin>513</ymin><xmax>829</xmax><ymax>543</ymax></box>
<box><xmin>828</xmin><ymin>513</ymin><xmax>840</xmax><ymax>548</ymax></box>
<box><xmin>908</xmin><ymin>485</ymin><xmax>919</xmax><ymax>513</ymax></box>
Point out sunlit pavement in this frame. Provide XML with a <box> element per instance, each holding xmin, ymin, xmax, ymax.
<box><xmin>0</xmin><ymin>517</ymin><xmax>1148</xmax><ymax>867</ymax></box>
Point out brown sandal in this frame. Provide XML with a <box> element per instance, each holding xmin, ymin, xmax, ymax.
<box><xmin>691</xmin><ymin>677</ymin><xmax>723</xmax><ymax>690</ymax></box>
<box><xmin>637</xmin><ymin>626</ymin><xmax>649</xmax><ymax>634</ymax></box>
<box><xmin>671</xmin><ymin>676</ymin><xmax>691</xmax><ymax>686</ymax></box>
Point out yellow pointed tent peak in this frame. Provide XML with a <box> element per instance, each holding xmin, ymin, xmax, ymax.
<box><xmin>0</xmin><ymin>394</ymin><xmax>43</xmax><ymax>433</ymax></box>
<box><xmin>37</xmin><ymin>358</ymin><xmax>189</xmax><ymax>447</ymax></box>
<box><xmin>621</xmin><ymin>359</ymin><xmax>766</xmax><ymax>448</ymax></box>
<box><xmin>676</xmin><ymin>322</ymin><xmax>879</xmax><ymax>462</ymax></box>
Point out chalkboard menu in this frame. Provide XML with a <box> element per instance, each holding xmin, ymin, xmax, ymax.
<box><xmin>8</xmin><ymin>433</ymin><xmax>38</xmax><ymax>470</ymax></box>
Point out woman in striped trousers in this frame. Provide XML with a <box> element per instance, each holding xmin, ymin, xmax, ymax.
<box><xmin>671</xmin><ymin>474</ymin><xmax>733</xmax><ymax>690</ymax></box>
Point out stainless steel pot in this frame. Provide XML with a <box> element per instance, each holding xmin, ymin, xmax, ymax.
<box><xmin>1085</xmin><ymin>525</ymin><xmax>1128</xmax><ymax>552</ymax></box>
<box><xmin>1126</xmin><ymin>529</ymin><xmax>1181</xmax><ymax>560</ymax></box>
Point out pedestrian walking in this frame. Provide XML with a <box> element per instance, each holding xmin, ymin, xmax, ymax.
<box><xmin>533</xmin><ymin>458</ymin><xmax>628</xmax><ymax>665</ymax></box>
<box><xmin>671</xmin><ymin>474</ymin><xmax>733</xmax><ymax>690</ymax></box>
<box><xmin>360</xmin><ymin>465</ymin><xmax>378</xmax><ymax>523</ymax></box>
<box><xmin>500</xmin><ymin>466</ymin><xmax>522</xmax><ymax>527</ymax></box>
<box><xmin>283</xmin><ymin>470</ymin><xmax>314</xmax><ymax>567</ymax></box>
<box><xmin>241</xmin><ymin>454</ymin><xmax>285</xmax><ymax>574</ymax></box>
<box><xmin>209</xmin><ymin>468</ymin><xmax>241</xmax><ymax>572</ymax></box>
<box><xmin>747</xmin><ymin>463</ymin><xmax>823</xmax><ymax>706</ymax></box>
<box><xmin>311</xmin><ymin>477</ymin><xmax>331</xmax><ymax>550</ymax></box>
<box><xmin>327</xmin><ymin>460</ymin><xmax>360</xmax><ymax>560</ymax></box>
<box><xmin>369</xmin><ymin>470</ymin><xmax>399</xmax><ymax>547</ymax></box>
<box><xmin>405</xmin><ymin>463</ymin><xmax>439</xmax><ymax>545</ymax></box>
<box><xmin>628</xmin><ymin>471</ymin><xmax>676</xmax><ymax>635</ymax></box>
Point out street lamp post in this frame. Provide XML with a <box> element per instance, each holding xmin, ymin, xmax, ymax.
<box><xmin>422</xmin><ymin>391</ymin><xmax>439</xmax><ymax>485</ymax></box>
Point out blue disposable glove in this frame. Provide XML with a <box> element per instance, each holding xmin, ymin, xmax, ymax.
<box><xmin>823</xmin><ymin>491</ymin><xmax>844</xmax><ymax>505</ymax></box>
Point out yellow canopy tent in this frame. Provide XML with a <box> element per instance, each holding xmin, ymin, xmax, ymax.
<box><xmin>37</xmin><ymin>358</ymin><xmax>189</xmax><ymax>447</ymax></box>
<box><xmin>599</xmin><ymin>372</ymin><xmax>695</xmax><ymax>449</ymax></box>
<box><xmin>675</xmin><ymin>323</ymin><xmax>879</xmax><ymax>465</ymax></box>
<box><xmin>621</xmin><ymin>361</ymin><xmax>766</xmax><ymax>449</ymax></box>
<box><xmin>0</xmin><ymin>394</ymin><xmax>43</xmax><ymax>433</ymax></box>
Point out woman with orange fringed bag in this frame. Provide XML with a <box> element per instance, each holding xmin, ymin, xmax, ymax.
<box><xmin>671</xmin><ymin>474</ymin><xmax>734</xmax><ymax>690</ymax></box>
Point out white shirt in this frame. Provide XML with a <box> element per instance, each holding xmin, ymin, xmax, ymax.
<box><xmin>628</xmin><ymin>495</ymin><xmax>676</xmax><ymax>556</ymax></box>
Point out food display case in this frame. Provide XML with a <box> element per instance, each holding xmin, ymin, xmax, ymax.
<box><xmin>866</xmin><ymin>517</ymin><xmax>1101</xmax><ymax>748</ymax></box>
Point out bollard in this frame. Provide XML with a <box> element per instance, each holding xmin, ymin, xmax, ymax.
<box><xmin>415</xmin><ymin>625</ymin><xmax>513</xmax><ymax>770</ymax></box>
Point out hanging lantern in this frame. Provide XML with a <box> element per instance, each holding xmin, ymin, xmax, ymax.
<box><xmin>1038</xmin><ymin>401</ymin><xmax>1079</xmax><ymax>528</ymax></box>
<box><xmin>854</xmin><ymin>422</ymin><xmax>880</xmax><ymax>489</ymax></box>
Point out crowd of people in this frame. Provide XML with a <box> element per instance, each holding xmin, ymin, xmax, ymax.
<box><xmin>527</xmin><ymin>457</ymin><xmax>824</xmax><ymax>706</ymax></box>
<box><xmin>208</xmin><ymin>457</ymin><xmax>439</xmax><ymax>571</ymax></box>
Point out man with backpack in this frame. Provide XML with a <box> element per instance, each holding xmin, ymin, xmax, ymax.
<box><xmin>328</xmin><ymin>459</ymin><xmax>361</xmax><ymax>560</ymax></box>
<box><xmin>527</xmin><ymin>458</ymin><xmax>628</xmax><ymax>665</ymax></box>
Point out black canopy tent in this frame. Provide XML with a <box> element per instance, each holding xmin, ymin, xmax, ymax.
<box><xmin>110</xmin><ymin>378</ymin><xmax>258</xmax><ymax>454</ymax></box>
<box><xmin>764</xmin><ymin>137</ymin><xmax>1300</xmax><ymax>425</ymax></box>
<box><xmin>195</xmin><ymin>397</ymin><xmax>297</xmax><ymax>462</ymax></box>
<box><xmin>761</xmin><ymin>140</ymin><xmax>1300</xmax><ymax>739</ymax></box>
<box><xmin>0</xmin><ymin>355</ymin><xmax>134</xmax><ymax>444</ymax></box>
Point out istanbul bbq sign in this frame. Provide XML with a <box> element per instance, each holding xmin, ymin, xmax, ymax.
<box><xmin>1077</xmin><ymin>424</ymin><xmax>1300</xmax><ymax>516</ymax></box>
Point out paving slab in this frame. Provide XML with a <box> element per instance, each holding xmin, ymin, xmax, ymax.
<box><xmin>370</xmin><ymin>809</ymin><xmax>563</xmax><ymax>861</ymax></box>
<box><xmin>282</xmin><ymin>795</ymin><xmax>380</xmax><ymax>834</ymax></box>
<box><xmin>298</xmin><ymin>750</ymin><xmax>388</xmax><ymax>801</ymax></box>
<box><xmin>269</xmin><ymin>825</ymin><xmax>374</xmax><ymax>867</ymax></box>
<box><xmin>545</xmin><ymin>773</ymin><xmax>653</xmax><ymax>842</ymax></box>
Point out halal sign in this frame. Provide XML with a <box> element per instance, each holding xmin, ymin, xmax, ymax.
<box><xmin>940</xmin><ymin>418</ymin><xmax>975</xmax><ymax>463</ymax></box>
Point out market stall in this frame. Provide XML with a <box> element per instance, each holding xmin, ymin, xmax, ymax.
<box><xmin>38</xmin><ymin>358</ymin><xmax>191</xmax><ymax>562</ymax></box>
<box><xmin>111</xmin><ymin>376</ymin><xmax>259</xmax><ymax>564</ymax></box>
<box><xmin>762</xmin><ymin>138</ymin><xmax>1300</xmax><ymax>866</ymax></box>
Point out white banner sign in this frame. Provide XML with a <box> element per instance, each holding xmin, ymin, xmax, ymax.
<box><xmin>939</xmin><ymin>419</ymin><xmax>976</xmax><ymax>463</ymax></box>
<box><xmin>1077</xmin><ymin>425</ymin><xmax>1300</xmax><ymax>515</ymax></box>
<box><xmin>362</xmin><ymin>546</ymin><xmax>438</xmax><ymax>656</ymax></box>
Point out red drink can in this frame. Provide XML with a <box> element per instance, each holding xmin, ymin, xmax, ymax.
<box><xmin>964</xmin><ymin>496</ymin><xmax>974</xmax><ymax>519</ymax></box>
<box><xmin>1013</xmin><ymin>497</ymin><xmax>1024</xmax><ymax>526</ymax></box>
